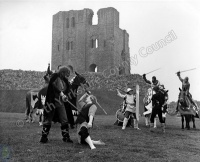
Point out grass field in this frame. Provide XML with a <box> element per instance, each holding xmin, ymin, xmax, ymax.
<box><xmin>0</xmin><ymin>112</ymin><xmax>200</xmax><ymax>162</ymax></box>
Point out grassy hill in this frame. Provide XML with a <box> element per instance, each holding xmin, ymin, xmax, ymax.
<box><xmin>0</xmin><ymin>69</ymin><xmax>148</xmax><ymax>114</ymax></box>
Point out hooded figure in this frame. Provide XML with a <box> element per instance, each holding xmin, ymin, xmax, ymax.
<box><xmin>40</xmin><ymin>66</ymin><xmax>73</xmax><ymax>143</ymax></box>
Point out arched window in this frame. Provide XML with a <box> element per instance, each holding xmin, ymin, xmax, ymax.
<box><xmin>66</xmin><ymin>41</ymin><xmax>70</xmax><ymax>50</ymax></box>
<box><xmin>121</xmin><ymin>50</ymin><xmax>126</xmax><ymax>61</ymax></box>
<box><xmin>95</xmin><ymin>39</ymin><xmax>98</xmax><ymax>48</ymax></box>
<box><xmin>89</xmin><ymin>64</ymin><xmax>98</xmax><ymax>72</ymax></box>
<box><xmin>91</xmin><ymin>39</ymin><xmax>98</xmax><ymax>48</ymax></box>
<box><xmin>66</xmin><ymin>41</ymin><xmax>74</xmax><ymax>50</ymax></box>
<box><xmin>66</xmin><ymin>18</ymin><xmax>69</xmax><ymax>28</ymax></box>
<box><xmin>71</xmin><ymin>17</ymin><xmax>75</xmax><ymax>27</ymax></box>
<box><xmin>119</xmin><ymin>66</ymin><xmax>125</xmax><ymax>75</ymax></box>
<box><xmin>70</xmin><ymin>41</ymin><xmax>73</xmax><ymax>50</ymax></box>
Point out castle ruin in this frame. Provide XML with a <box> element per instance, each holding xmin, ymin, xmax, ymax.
<box><xmin>51</xmin><ymin>7</ymin><xmax>130</xmax><ymax>75</ymax></box>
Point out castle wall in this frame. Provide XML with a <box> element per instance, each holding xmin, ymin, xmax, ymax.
<box><xmin>51</xmin><ymin>7</ymin><xmax>130</xmax><ymax>74</ymax></box>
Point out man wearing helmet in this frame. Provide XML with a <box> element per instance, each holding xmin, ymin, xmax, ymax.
<box><xmin>176</xmin><ymin>71</ymin><xmax>196</xmax><ymax>110</ymax></box>
<box><xmin>40</xmin><ymin>66</ymin><xmax>73</xmax><ymax>143</ymax></box>
<box><xmin>117</xmin><ymin>88</ymin><xmax>140</xmax><ymax>130</ymax></box>
<box><xmin>177</xmin><ymin>72</ymin><xmax>190</xmax><ymax>94</ymax></box>
<box><xmin>142</xmin><ymin>74</ymin><xmax>162</xmax><ymax>88</ymax></box>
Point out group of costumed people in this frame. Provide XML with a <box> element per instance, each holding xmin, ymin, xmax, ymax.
<box><xmin>36</xmin><ymin>64</ymin><xmax>105</xmax><ymax>149</ymax></box>
<box><xmin>116</xmin><ymin>73</ymin><xmax>167</xmax><ymax>132</ymax></box>
<box><xmin>117</xmin><ymin>69</ymin><xmax>197</xmax><ymax>133</ymax></box>
<box><xmin>35</xmin><ymin>63</ymin><xmax>198</xmax><ymax>149</ymax></box>
<box><xmin>142</xmin><ymin>74</ymin><xmax>168</xmax><ymax>132</ymax></box>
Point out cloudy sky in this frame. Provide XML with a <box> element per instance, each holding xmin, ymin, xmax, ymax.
<box><xmin>0</xmin><ymin>0</ymin><xmax>200</xmax><ymax>102</ymax></box>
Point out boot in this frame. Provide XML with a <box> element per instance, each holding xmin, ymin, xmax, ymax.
<box><xmin>150</xmin><ymin>123</ymin><xmax>154</xmax><ymax>132</ymax></box>
<box><xmin>122</xmin><ymin>118</ymin><xmax>128</xmax><ymax>130</ymax></box>
<box><xmin>40</xmin><ymin>125</ymin><xmax>51</xmax><ymax>143</ymax></box>
<box><xmin>145</xmin><ymin>117</ymin><xmax>149</xmax><ymax>127</ymax></box>
<box><xmin>154</xmin><ymin>118</ymin><xmax>157</xmax><ymax>128</ymax></box>
<box><xmin>61</xmin><ymin>124</ymin><xmax>73</xmax><ymax>143</ymax></box>
<box><xmin>25</xmin><ymin>115</ymin><xmax>29</xmax><ymax>121</ymax></box>
<box><xmin>85</xmin><ymin>136</ymin><xmax>96</xmax><ymax>150</ymax></box>
<box><xmin>134</xmin><ymin>119</ymin><xmax>140</xmax><ymax>130</ymax></box>
<box><xmin>161</xmin><ymin>123</ymin><xmax>166</xmax><ymax>133</ymax></box>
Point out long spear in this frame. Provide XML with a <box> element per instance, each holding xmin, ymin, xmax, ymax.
<box><xmin>145</xmin><ymin>68</ymin><xmax>161</xmax><ymax>75</ymax></box>
<box><xmin>85</xmin><ymin>90</ymin><xmax>108</xmax><ymax>115</ymax></box>
<box><xmin>175</xmin><ymin>68</ymin><xmax>196</xmax><ymax>74</ymax></box>
<box><xmin>96</xmin><ymin>101</ymin><xmax>108</xmax><ymax>115</ymax></box>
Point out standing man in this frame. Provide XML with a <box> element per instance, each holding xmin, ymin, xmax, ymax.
<box><xmin>150</xmin><ymin>86</ymin><xmax>167</xmax><ymax>133</ymax></box>
<box><xmin>142</xmin><ymin>74</ymin><xmax>162</xmax><ymax>89</ymax></box>
<box><xmin>117</xmin><ymin>88</ymin><xmax>140</xmax><ymax>130</ymax></box>
<box><xmin>35</xmin><ymin>75</ymin><xmax>49</xmax><ymax>126</ymax></box>
<box><xmin>40</xmin><ymin>66</ymin><xmax>73</xmax><ymax>143</ymax></box>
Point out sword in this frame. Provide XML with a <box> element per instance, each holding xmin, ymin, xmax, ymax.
<box><xmin>96</xmin><ymin>101</ymin><xmax>108</xmax><ymax>115</ymax></box>
<box><xmin>175</xmin><ymin>68</ymin><xmax>196</xmax><ymax>74</ymax></box>
<box><xmin>117</xmin><ymin>88</ymin><xmax>127</xmax><ymax>93</ymax></box>
<box><xmin>89</xmin><ymin>93</ymin><xmax>108</xmax><ymax>115</ymax></box>
<box><xmin>79</xmin><ymin>91</ymin><xmax>108</xmax><ymax>115</ymax></box>
<box><xmin>145</xmin><ymin>68</ymin><xmax>161</xmax><ymax>75</ymax></box>
<box><xmin>63</xmin><ymin>98</ymin><xmax>80</xmax><ymax>112</ymax></box>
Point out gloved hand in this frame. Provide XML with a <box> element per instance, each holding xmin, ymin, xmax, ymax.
<box><xmin>86</xmin><ymin>90</ymin><xmax>91</xmax><ymax>95</ymax></box>
<box><xmin>62</xmin><ymin>95</ymin><xmax>68</xmax><ymax>102</ymax></box>
<box><xmin>143</xmin><ymin>74</ymin><xmax>146</xmax><ymax>78</ymax></box>
<box><xmin>177</xmin><ymin>71</ymin><xmax>180</xmax><ymax>76</ymax></box>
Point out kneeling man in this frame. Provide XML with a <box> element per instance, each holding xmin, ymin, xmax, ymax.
<box><xmin>76</xmin><ymin>91</ymin><xmax>105</xmax><ymax>150</ymax></box>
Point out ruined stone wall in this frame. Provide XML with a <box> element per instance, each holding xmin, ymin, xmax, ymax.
<box><xmin>51</xmin><ymin>7</ymin><xmax>130</xmax><ymax>74</ymax></box>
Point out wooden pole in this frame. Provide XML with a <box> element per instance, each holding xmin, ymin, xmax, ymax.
<box><xmin>136</xmin><ymin>84</ymin><xmax>140</xmax><ymax>121</ymax></box>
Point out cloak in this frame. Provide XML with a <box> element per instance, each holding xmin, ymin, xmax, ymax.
<box><xmin>44</xmin><ymin>73</ymin><xmax>72</xmax><ymax>123</ymax></box>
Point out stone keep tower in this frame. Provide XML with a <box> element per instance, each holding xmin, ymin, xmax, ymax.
<box><xmin>51</xmin><ymin>7</ymin><xmax>130</xmax><ymax>75</ymax></box>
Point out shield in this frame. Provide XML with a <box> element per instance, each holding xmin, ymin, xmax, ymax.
<box><xmin>116</xmin><ymin>109</ymin><xmax>130</xmax><ymax>122</ymax></box>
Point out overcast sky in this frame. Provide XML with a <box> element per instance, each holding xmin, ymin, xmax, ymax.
<box><xmin>0</xmin><ymin>0</ymin><xmax>200</xmax><ymax>102</ymax></box>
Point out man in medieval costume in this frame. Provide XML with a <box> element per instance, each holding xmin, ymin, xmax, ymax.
<box><xmin>149</xmin><ymin>86</ymin><xmax>167</xmax><ymax>133</ymax></box>
<box><xmin>117</xmin><ymin>88</ymin><xmax>140</xmax><ymax>130</ymax></box>
<box><xmin>142</xmin><ymin>74</ymin><xmax>162</xmax><ymax>89</ymax></box>
<box><xmin>35</xmin><ymin>75</ymin><xmax>50</xmax><ymax>126</ymax></box>
<box><xmin>40</xmin><ymin>66</ymin><xmax>73</xmax><ymax>143</ymax></box>
<box><xmin>76</xmin><ymin>90</ymin><xmax>105</xmax><ymax>150</ymax></box>
<box><xmin>176</xmin><ymin>71</ymin><xmax>197</xmax><ymax>111</ymax></box>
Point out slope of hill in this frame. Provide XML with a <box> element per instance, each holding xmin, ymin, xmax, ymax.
<box><xmin>1</xmin><ymin>69</ymin><xmax>199</xmax><ymax>114</ymax></box>
<box><xmin>0</xmin><ymin>69</ymin><xmax>150</xmax><ymax>95</ymax></box>
<box><xmin>0</xmin><ymin>69</ymin><xmax>148</xmax><ymax>114</ymax></box>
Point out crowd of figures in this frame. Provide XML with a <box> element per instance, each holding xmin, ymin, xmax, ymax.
<box><xmin>115</xmin><ymin>72</ymin><xmax>199</xmax><ymax>132</ymax></box>
<box><xmin>6</xmin><ymin>63</ymin><xmax>199</xmax><ymax>150</ymax></box>
<box><xmin>25</xmin><ymin>64</ymin><xmax>106</xmax><ymax>149</ymax></box>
